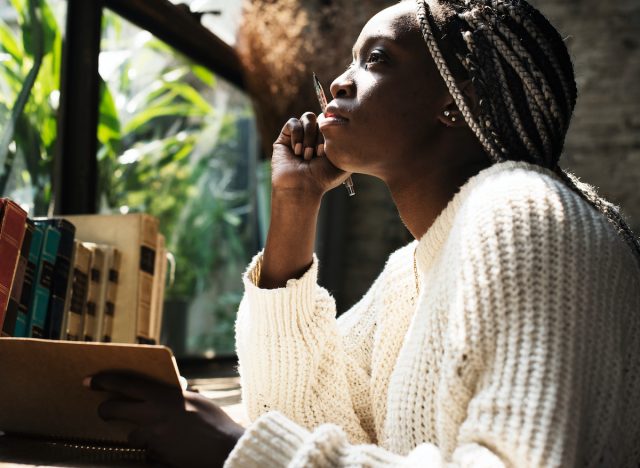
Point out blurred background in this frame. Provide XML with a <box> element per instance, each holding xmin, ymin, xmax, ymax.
<box><xmin>0</xmin><ymin>0</ymin><xmax>637</xmax><ymax>361</ymax></box>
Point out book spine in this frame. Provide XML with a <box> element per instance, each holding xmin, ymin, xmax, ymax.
<box><xmin>27</xmin><ymin>225</ymin><xmax>61</xmax><ymax>338</ymax></box>
<box><xmin>13</xmin><ymin>225</ymin><xmax>44</xmax><ymax>337</ymax></box>
<box><xmin>42</xmin><ymin>219</ymin><xmax>76</xmax><ymax>339</ymax></box>
<box><xmin>0</xmin><ymin>199</ymin><xmax>28</xmax><ymax>331</ymax></box>
<box><xmin>136</xmin><ymin>215</ymin><xmax>159</xmax><ymax>344</ymax></box>
<box><xmin>83</xmin><ymin>244</ymin><xmax>106</xmax><ymax>341</ymax></box>
<box><xmin>66</xmin><ymin>242</ymin><xmax>92</xmax><ymax>341</ymax></box>
<box><xmin>2</xmin><ymin>220</ymin><xmax>34</xmax><ymax>336</ymax></box>
<box><xmin>101</xmin><ymin>248</ymin><xmax>121</xmax><ymax>342</ymax></box>
<box><xmin>150</xmin><ymin>235</ymin><xmax>167</xmax><ymax>344</ymax></box>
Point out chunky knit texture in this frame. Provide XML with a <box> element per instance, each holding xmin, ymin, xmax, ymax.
<box><xmin>225</xmin><ymin>161</ymin><xmax>640</xmax><ymax>467</ymax></box>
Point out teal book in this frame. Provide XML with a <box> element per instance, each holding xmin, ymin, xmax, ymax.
<box><xmin>13</xmin><ymin>225</ymin><xmax>44</xmax><ymax>337</ymax></box>
<box><xmin>26</xmin><ymin>225</ymin><xmax>61</xmax><ymax>338</ymax></box>
<box><xmin>35</xmin><ymin>218</ymin><xmax>76</xmax><ymax>340</ymax></box>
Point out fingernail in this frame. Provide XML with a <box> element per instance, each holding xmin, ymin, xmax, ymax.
<box><xmin>82</xmin><ymin>376</ymin><xmax>92</xmax><ymax>388</ymax></box>
<box><xmin>294</xmin><ymin>143</ymin><xmax>302</xmax><ymax>156</ymax></box>
<box><xmin>304</xmin><ymin>147</ymin><xmax>314</xmax><ymax>160</ymax></box>
<box><xmin>317</xmin><ymin>144</ymin><xmax>325</xmax><ymax>157</ymax></box>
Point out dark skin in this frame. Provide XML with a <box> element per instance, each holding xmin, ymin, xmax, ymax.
<box><xmin>87</xmin><ymin>3</ymin><xmax>489</xmax><ymax>467</ymax></box>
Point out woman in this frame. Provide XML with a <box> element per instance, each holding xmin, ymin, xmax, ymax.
<box><xmin>88</xmin><ymin>0</ymin><xmax>640</xmax><ymax>466</ymax></box>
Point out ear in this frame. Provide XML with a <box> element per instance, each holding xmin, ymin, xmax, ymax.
<box><xmin>437</xmin><ymin>79</ymin><xmax>480</xmax><ymax>128</ymax></box>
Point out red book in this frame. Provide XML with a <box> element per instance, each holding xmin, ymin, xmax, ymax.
<box><xmin>0</xmin><ymin>198</ymin><xmax>28</xmax><ymax>331</ymax></box>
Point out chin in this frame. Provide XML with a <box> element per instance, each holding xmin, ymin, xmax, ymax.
<box><xmin>324</xmin><ymin>142</ymin><xmax>357</xmax><ymax>172</ymax></box>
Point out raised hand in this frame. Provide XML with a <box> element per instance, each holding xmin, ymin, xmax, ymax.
<box><xmin>271</xmin><ymin>112</ymin><xmax>351</xmax><ymax>199</ymax></box>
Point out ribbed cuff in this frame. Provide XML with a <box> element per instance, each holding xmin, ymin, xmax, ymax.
<box><xmin>224</xmin><ymin>411</ymin><xmax>309</xmax><ymax>468</ymax></box>
<box><xmin>242</xmin><ymin>251</ymin><xmax>321</xmax><ymax>328</ymax></box>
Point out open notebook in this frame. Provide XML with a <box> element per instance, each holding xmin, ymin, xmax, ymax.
<box><xmin>0</xmin><ymin>338</ymin><xmax>181</xmax><ymax>448</ymax></box>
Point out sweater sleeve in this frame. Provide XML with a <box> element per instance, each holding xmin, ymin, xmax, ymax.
<box><xmin>233</xmin><ymin>251</ymin><xmax>380</xmax><ymax>444</ymax></box>
<box><xmin>226</xmin><ymin>172</ymin><xmax>636</xmax><ymax>467</ymax></box>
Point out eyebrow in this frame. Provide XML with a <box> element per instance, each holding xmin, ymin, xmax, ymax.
<box><xmin>352</xmin><ymin>34</ymin><xmax>396</xmax><ymax>59</ymax></box>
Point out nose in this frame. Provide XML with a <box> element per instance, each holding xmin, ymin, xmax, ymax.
<box><xmin>330</xmin><ymin>68</ymin><xmax>355</xmax><ymax>99</ymax></box>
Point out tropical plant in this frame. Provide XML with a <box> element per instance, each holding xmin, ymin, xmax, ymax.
<box><xmin>97</xmin><ymin>13</ymin><xmax>257</xmax><ymax>354</ymax></box>
<box><xmin>0</xmin><ymin>0</ymin><xmax>62</xmax><ymax>215</ymax></box>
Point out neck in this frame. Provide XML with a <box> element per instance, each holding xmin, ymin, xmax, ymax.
<box><xmin>386</xmin><ymin>158</ymin><xmax>490</xmax><ymax>240</ymax></box>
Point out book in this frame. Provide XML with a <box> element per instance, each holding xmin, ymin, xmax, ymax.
<box><xmin>0</xmin><ymin>199</ymin><xmax>28</xmax><ymax>331</ymax></box>
<box><xmin>83</xmin><ymin>243</ymin><xmax>108</xmax><ymax>342</ymax></box>
<box><xmin>150</xmin><ymin>234</ymin><xmax>167</xmax><ymax>343</ymax></box>
<box><xmin>101</xmin><ymin>247</ymin><xmax>121</xmax><ymax>342</ymax></box>
<box><xmin>63</xmin><ymin>214</ymin><xmax>159</xmax><ymax>344</ymax></box>
<box><xmin>0</xmin><ymin>338</ymin><xmax>180</xmax><ymax>444</ymax></box>
<box><xmin>2</xmin><ymin>220</ymin><xmax>34</xmax><ymax>336</ymax></box>
<box><xmin>65</xmin><ymin>241</ymin><xmax>92</xmax><ymax>341</ymax></box>
<box><xmin>13</xmin><ymin>225</ymin><xmax>44</xmax><ymax>337</ymax></box>
<box><xmin>27</xmin><ymin>225</ymin><xmax>61</xmax><ymax>338</ymax></box>
<box><xmin>34</xmin><ymin>218</ymin><xmax>76</xmax><ymax>340</ymax></box>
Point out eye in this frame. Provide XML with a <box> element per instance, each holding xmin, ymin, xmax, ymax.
<box><xmin>365</xmin><ymin>50</ymin><xmax>386</xmax><ymax>69</ymax></box>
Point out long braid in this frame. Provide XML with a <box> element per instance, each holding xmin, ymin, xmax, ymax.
<box><xmin>414</xmin><ymin>0</ymin><xmax>640</xmax><ymax>268</ymax></box>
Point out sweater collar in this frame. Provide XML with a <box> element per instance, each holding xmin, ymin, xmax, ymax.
<box><xmin>413</xmin><ymin>160</ymin><xmax>554</xmax><ymax>275</ymax></box>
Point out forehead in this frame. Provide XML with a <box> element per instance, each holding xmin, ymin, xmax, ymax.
<box><xmin>353</xmin><ymin>3</ymin><xmax>420</xmax><ymax>55</ymax></box>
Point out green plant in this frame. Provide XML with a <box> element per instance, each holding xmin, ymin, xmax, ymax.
<box><xmin>0</xmin><ymin>0</ymin><xmax>61</xmax><ymax>214</ymax></box>
<box><xmin>97</xmin><ymin>14</ymin><xmax>257</xmax><ymax>354</ymax></box>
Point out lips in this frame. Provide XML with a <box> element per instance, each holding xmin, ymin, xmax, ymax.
<box><xmin>324</xmin><ymin>104</ymin><xmax>349</xmax><ymax>121</ymax></box>
<box><xmin>319</xmin><ymin>104</ymin><xmax>349</xmax><ymax>129</ymax></box>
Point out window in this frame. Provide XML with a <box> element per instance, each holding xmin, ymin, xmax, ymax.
<box><xmin>98</xmin><ymin>9</ymin><xmax>261</xmax><ymax>357</ymax></box>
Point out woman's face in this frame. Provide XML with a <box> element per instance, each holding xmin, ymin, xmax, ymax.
<box><xmin>318</xmin><ymin>2</ymin><xmax>450</xmax><ymax>181</ymax></box>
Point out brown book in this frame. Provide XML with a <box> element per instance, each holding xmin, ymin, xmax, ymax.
<box><xmin>0</xmin><ymin>199</ymin><xmax>28</xmax><ymax>332</ymax></box>
<box><xmin>149</xmin><ymin>234</ymin><xmax>167</xmax><ymax>344</ymax></box>
<box><xmin>82</xmin><ymin>243</ymin><xmax>108</xmax><ymax>342</ymax></box>
<box><xmin>0</xmin><ymin>338</ymin><xmax>180</xmax><ymax>444</ymax></box>
<box><xmin>65</xmin><ymin>241</ymin><xmax>92</xmax><ymax>341</ymax></box>
<box><xmin>2</xmin><ymin>220</ymin><xmax>34</xmax><ymax>336</ymax></box>
<box><xmin>64</xmin><ymin>214</ymin><xmax>159</xmax><ymax>344</ymax></box>
<box><xmin>101</xmin><ymin>247</ymin><xmax>121</xmax><ymax>342</ymax></box>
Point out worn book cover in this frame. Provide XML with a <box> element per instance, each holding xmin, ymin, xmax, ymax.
<box><xmin>27</xmin><ymin>225</ymin><xmax>61</xmax><ymax>338</ymax></box>
<box><xmin>101</xmin><ymin>247</ymin><xmax>121</xmax><ymax>342</ymax></box>
<box><xmin>0</xmin><ymin>199</ymin><xmax>28</xmax><ymax>331</ymax></box>
<box><xmin>82</xmin><ymin>243</ymin><xmax>108</xmax><ymax>342</ymax></box>
<box><xmin>2</xmin><ymin>219</ymin><xmax>33</xmax><ymax>336</ymax></box>
<box><xmin>13</xmin><ymin>225</ymin><xmax>44</xmax><ymax>337</ymax></box>
<box><xmin>63</xmin><ymin>214</ymin><xmax>159</xmax><ymax>344</ymax></box>
<box><xmin>65</xmin><ymin>241</ymin><xmax>92</xmax><ymax>341</ymax></box>
<box><xmin>34</xmin><ymin>218</ymin><xmax>76</xmax><ymax>340</ymax></box>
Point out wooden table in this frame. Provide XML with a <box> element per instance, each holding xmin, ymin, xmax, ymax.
<box><xmin>0</xmin><ymin>377</ymin><xmax>247</xmax><ymax>467</ymax></box>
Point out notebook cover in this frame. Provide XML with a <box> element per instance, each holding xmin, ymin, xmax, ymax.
<box><xmin>0</xmin><ymin>338</ymin><xmax>181</xmax><ymax>444</ymax></box>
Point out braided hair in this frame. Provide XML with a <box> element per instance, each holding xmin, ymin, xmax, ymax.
<box><xmin>413</xmin><ymin>0</ymin><xmax>640</xmax><ymax>267</ymax></box>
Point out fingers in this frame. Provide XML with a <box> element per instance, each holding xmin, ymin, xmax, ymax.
<box><xmin>98</xmin><ymin>398</ymin><xmax>160</xmax><ymax>425</ymax></box>
<box><xmin>88</xmin><ymin>371</ymin><xmax>182</xmax><ymax>402</ymax></box>
<box><xmin>280</xmin><ymin>118</ymin><xmax>303</xmax><ymax>156</ymax></box>
<box><xmin>300</xmin><ymin>112</ymin><xmax>319</xmax><ymax>161</ymax></box>
<box><xmin>278</xmin><ymin>113</ymin><xmax>322</xmax><ymax>160</ymax></box>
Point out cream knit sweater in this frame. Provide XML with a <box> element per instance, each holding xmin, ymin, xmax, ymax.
<box><xmin>225</xmin><ymin>161</ymin><xmax>640</xmax><ymax>467</ymax></box>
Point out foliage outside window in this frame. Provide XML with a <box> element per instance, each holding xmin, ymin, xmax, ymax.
<box><xmin>0</xmin><ymin>0</ymin><xmax>64</xmax><ymax>215</ymax></box>
<box><xmin>98</xmin><ymin>11</ymin><xmax>259</xmax><ymax>357</ymax></box>
<box><xmin>0</xmin><ymin>0</ymin><xmax>265</xmax><ymax>357</ymax></box>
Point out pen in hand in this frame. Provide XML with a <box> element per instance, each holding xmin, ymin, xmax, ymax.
<box><xmin>313</xmin><ymin>73</ymin><xmax>356</xmax><ymax>197</ymax></box>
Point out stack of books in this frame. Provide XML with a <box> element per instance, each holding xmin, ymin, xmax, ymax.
<box><xmin>0</xmin><ymin>198</ymin><xmax>168</xmax><ymax>345</ymax></box>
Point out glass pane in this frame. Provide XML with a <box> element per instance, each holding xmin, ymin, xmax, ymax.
<box><xmin>0</xmin><ymin>0</ymin><xmax>66</xmax><ymax>215</ymax></box>
<box><xmin>98</xmin><ymin>9</ymin><xmax>263</xmax><ymax>357</ymax></box>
